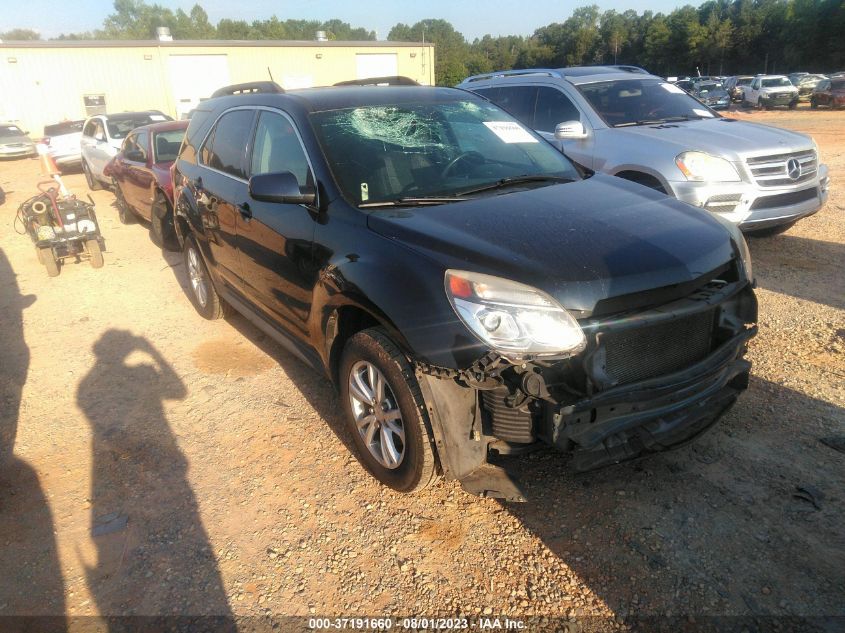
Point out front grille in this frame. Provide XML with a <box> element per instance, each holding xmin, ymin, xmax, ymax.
<box><xmin>602</xmin><ymin>309</ymin><xmax>715</xmax><ymax>385</ymax></box>
<box><xmin>750</xmin><ymin>186</ymin><xmax>818</xmax><ymax>210</ymax></box>
<box><xmin>746</xmin><ymin>149</ymin><xmax>817</xmax><ymax>187</ymax></box>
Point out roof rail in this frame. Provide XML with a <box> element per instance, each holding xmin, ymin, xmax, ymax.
<box><xmin>334</xmin><ymin>75</ymin><xmax>420</xmax><ymax>86</ymax></box>
<box><xmin>459</xmin><ymin>69</ymin><xmax>564</xmax><ymax>84</ymax></box>
<box><xmin>211</xmin><ymin>81</ymin><xmax>285</xmax><ymax>98</ymax></box>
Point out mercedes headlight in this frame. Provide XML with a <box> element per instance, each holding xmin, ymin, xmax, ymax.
<box><xmin>676</xmin><ymin>151</ymin><xmax>741</xmax><ymax>182</ymax></box>
<box><xmin>445</xmin><ymin>270</ymin><xmax>586</xmax><ymax>359</ymax></box>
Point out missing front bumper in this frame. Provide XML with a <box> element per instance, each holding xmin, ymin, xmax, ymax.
<box><xmin>545</xmin><ymin>329</ymin><xmax>754</xmax><ymax>471</ymax></box>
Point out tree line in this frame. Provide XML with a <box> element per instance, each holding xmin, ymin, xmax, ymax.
<box><xmin>2</xmin><ymin>0</ymin><xmax>843</xmax><ymax>85</ymax></box>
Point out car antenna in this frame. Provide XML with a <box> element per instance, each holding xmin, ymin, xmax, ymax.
<box><xmin>268</xmin><ymin>66</ymin><xmax>275</xmax><ymax>82</ymax></box>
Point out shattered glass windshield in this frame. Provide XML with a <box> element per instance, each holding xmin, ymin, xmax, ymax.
<box><xmin>309</xmin><ymin>100</ymin><xmax>579</xmax><ymax>206</ymax></box>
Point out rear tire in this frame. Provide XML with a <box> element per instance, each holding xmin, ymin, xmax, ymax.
<box><xmin>339</xmin><ymin>327</ymin><xmax>438</xmax><ymax>493</ymax></box>
<box><xmin>41</xmin><ymin>247</ymin><xmax>59</xmax><ymax>277</ymax></box>
<box><xmin>87</xmin><ymin>239</ymin><xmax>104</xmax><ymax>268</ymax></box>
<box><xmin>83</xmin><ymin>161</ymin><xmax>102</xmax><ymax>191</ymax></box>
<box><xmin>113</xmin><ymin>181</ymin><xmax>135</xmax><ymax>224</ymax></box>
<box><xmin>182</xmin><ymin>234</ymin><xmax>226</xmax><ymax>320</ymax></box>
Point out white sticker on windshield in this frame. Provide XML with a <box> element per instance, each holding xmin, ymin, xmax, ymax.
<box><xmin>661</xmin><ymin>83</ymin><xmax>686</xmax><ymax>94</ymax></box>
<box><xmin>149</xmin><ymin>115</ymin><xmax>166</xmax><ymax>121</ymax></box>
<box><xmin>483</xmin><ymin>121</ymin><xmax>538</xmax><ymax>144</ymax></box>
<box><xmin>692</xmin><ymin>108</ymin><xmax>715</xmax><ymax>118</ymax></box>
<box><xmin>360</xmin><ymin>182</ymin><xmax>369</xmax><ymax>202</ymax></box>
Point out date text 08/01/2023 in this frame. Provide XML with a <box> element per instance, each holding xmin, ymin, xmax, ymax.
<box><xmin>308</xmin><ymin>617</ymin><xmax>528</xmax><ymax>630</ymax></box>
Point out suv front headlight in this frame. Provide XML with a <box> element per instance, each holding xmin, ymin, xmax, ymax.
<box><xmin>445</xmin><ymin>270</ymin><xmax>586</xmax><ymax>359</ymax></box>
<box><xmin>676</xmin><ymin>151</ymin><xmax>741</xmax><ymax>182</ymax></box>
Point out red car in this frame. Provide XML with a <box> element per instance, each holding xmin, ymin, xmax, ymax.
<box><xmin>810</xmin><ymin>77</ymin><xmax>845</xmax><ymax>109</ymax></box>
<box><xmin>105</xmin><ymin>120</ymin><xmax>188</xmax><ymax>248</ymax></box>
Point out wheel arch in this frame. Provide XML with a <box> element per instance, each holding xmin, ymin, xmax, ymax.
<box><xmin>322</xmin><ymin>301</ymin><xmax>408</xmax><ymax>387</ymax></box>
<box><xmin>612</xmin><ymin>168</ymin><xmax>671</xmax><ymax>195</ymax></box>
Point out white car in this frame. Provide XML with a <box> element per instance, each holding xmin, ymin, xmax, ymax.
<box><xmin>42</xmin><ymin>120</ymin><xmax>85</xmax><ymax>170</ymax></box>
<box><xmin>742</xmin><ymin>75</ymin><xmax>800</xmax><ymax>110</ymax></box>
<box><xmin>80</xmin><ymin>111</ymin><xmax>172</xmax><ymax>190</ymax></box>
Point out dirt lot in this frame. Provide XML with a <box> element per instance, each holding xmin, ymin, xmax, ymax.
<box><xmin>1</xmin><ymin>107</ymin><xmax>843</xmax><ymax>630</ymax></box>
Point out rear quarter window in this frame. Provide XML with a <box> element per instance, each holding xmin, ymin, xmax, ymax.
<box><xmin>179</xmin><ymin>109</ymin><xmax>213</xmax><ymax>165</ymax></box>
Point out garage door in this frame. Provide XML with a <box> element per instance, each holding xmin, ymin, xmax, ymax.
<box><xmin>355</xmin><ymin>54</ymin><xmax>398</xmax><ymax>80</ymax></box>
<box><xmin>168</xmin><ymin>55</ymin><xmax>230</xmax><ymax>119</ymax></box>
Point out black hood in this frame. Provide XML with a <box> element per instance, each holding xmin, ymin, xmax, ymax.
<box><xmin>367</xmin><ymin>174</ymin><xmax>736</xmax><ymax>317</ymax></box>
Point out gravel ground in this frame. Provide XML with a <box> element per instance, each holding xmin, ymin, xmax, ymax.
<box><xmin>0</xmin><ymin>107</ymin><xmax>843</xmax><ymax>631</ymax></box>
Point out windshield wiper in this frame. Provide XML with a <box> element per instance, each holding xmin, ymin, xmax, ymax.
<box><xmin>616</xmin><ymin>114</ymin><xmax>707</xmax><ymax>127</ymax></box>
<box><xmin>359</xmin><ymin>196</ymin><xmax>467</xmax><ymax>208</ymax></box>
<box><xmin>456</xmin><ymin>175</ymin><xmax>574</xmax><ymax>197</ymax></box>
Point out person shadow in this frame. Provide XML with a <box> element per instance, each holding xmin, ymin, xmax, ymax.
<box><xmin>0</xmin><ymin>247</ymin><xmax>67</xmax><ymax>633</ymax></box>
<box><xmin>77</xmin><ymin>330</ymin><xmax>235</xmax><ymax>629</ymax></box>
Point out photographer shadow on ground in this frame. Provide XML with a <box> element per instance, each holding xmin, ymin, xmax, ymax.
<box><xmin>0</xmin><ymin>247</ymin><xmax>67</xmax><ymax>632</ymax></box>
<box><xmin>77</xmin><ymin>330</ymin><xmax>235</xmax><ymax>626</ymax></box>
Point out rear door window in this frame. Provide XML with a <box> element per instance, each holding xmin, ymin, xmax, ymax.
<box><xmin>474</xmin><ymin>86</ymin><xmax>538</xmax><ymax>128</ymax></box>
<box><xmin>534</xmin><ymin>87</ymin><xmax>581</xmax><ymax>133</ymax></box>
<box><xmin>201</xmin><ymin>109</ymin><xmax>255</xmax><ymax>179</ymax></box>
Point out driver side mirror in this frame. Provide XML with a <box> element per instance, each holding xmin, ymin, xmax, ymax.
<box><xmin>125</xmin><ymin>149</ymin><xmax>145</xmax><ymax>162</ymax></box>
<box><xmin>249</xmin><ymin>171</ymin><xmax>316</xmax><ymax>205</ymax></box>
<box><xmin>554</xmin><ymin>121</ymin><xmax>588</xmax><ymax>140</ymax></box>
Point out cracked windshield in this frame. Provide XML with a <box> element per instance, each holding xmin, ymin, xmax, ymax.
<box><xmin>311</xmin><ymin>101</ymin><xmax>579</xmax><ymax>205</ymax></box>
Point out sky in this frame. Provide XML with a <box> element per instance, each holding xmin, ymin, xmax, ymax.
<box><xmin>6</xmin><ymin>0</ymin><xmax>689</xmax><ymax>41</ymax></box>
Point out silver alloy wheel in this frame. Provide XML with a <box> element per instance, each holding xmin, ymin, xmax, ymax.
<box><xmin>186</xmin><ymin>246</ymin><xmax>208</xmax><ymax>308</ymax></box>
<box><xmin>348</xmin><ymin>360</ymin><xmax>405</xmax><ymax>469</ymax></box>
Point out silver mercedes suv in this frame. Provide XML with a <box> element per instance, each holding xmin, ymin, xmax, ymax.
<box><xmin>458</xmin><ymin>67</ymin><xmax>830</xmax><ymax>234</ymax></box>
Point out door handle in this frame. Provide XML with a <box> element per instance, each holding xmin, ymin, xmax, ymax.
<box><xmin>237</xmin><ymin>202</ymin><xmax>252</xmax><ymax>220</ymax></box>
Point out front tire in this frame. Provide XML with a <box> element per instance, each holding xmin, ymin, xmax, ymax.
<box><xmin>339</xmin><ymin>327</ymin><xmax>438</xmax><ymax>493</ymax></box>
<box><xmin>83</xmin><ymin>161</ymin><xmax>102</xmax><ymax>191</ymax></box>
<box><xmin>182</xmin><ymin>234</ymin><xmax>226</xmax><ymax>320</ymax></box>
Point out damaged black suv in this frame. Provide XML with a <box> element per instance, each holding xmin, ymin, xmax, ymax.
<box><xmin>173</xmin><ymin>80</ymin><xmax>757</xmax><ymax>500</ymax></box>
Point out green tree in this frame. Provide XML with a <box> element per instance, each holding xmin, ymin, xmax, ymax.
<box><xmin>0</xmin><ymin>28</ymin><xmax>41</xmax><ymax>40</ymax></box>
<box><xmin>388</xmin><ymin>19</ymin><xmax>469</xmax><ymax>86</ymax></box>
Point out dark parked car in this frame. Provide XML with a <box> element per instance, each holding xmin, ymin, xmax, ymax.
<box><xmin>673</xmin><ymin>79</ymin><xmax>694</xmax><ymax>93</ymax></box>
<box><xmin>810</xmin><ymin>77</ymin><xmax>845</xmax><ymax>109</ymax></box>
<box><xmin>105</xmin><ymin>120</ymin><xmax>188</xmax><ymax>247</ymax></box>
<box><xmin>724</xmin><ymin>75</ymin><xmax>754</xmax><ymax>102</ymax></box>
<box><xmin>172</xmin><ymin>81</ymin><xmax>757</xmax><ymax>499</ymax></box>
<box><xmin>795</xmin><ymin>74</ymin><xmax>827</xmax><ymax>101</ymax></box>
<box><xmin>692</xmin><ymin>81</ymin><xmax>731</xmax><ymax>109</ymax></box>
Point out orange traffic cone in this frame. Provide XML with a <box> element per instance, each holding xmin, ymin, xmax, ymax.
<box><xmin>36</xmin><ymin>143</ymin><xmax>60</xmax><ymax>176</ymax></box>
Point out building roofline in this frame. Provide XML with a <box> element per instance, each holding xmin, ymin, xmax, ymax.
<box><xmin>0</xmin><ymin>39</ymin><xmax>432</xmax><ymax>49</ymax></box>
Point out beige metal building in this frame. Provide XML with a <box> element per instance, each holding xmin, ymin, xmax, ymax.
<box><xmin>0</xmin><ymin>39</ymin><xmax>435</xmax><ymax>136</ymax></box>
